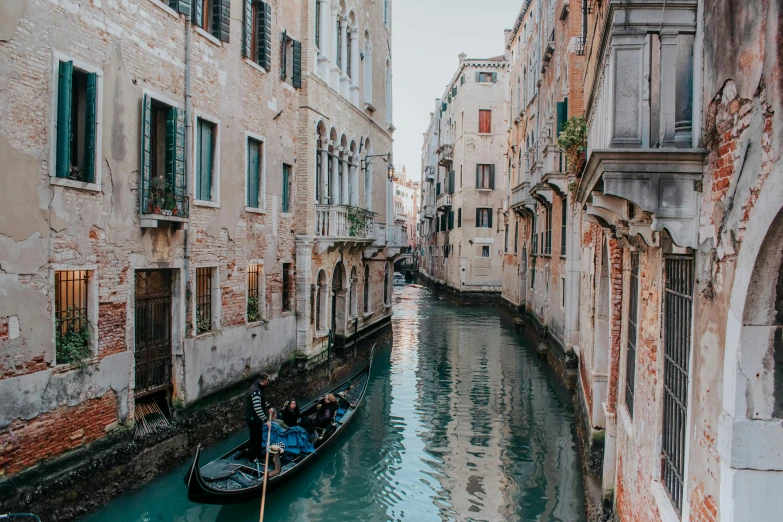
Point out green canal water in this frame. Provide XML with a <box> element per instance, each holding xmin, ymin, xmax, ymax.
<box><xmin>81</xmin><ymin>285</ymin><xmax>585</xmax><ymax>521</ymax></box>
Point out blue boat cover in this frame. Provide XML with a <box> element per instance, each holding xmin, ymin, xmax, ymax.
<box><xmin>261</xmin><ymin>422</ymin><xmax>315</xmax><ymax>455</ymax></box>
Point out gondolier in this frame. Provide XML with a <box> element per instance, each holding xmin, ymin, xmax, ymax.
<box><xmin>245</xmin><ymin>373</ymin><xmax>275</xmax><ymax>462</ymax></box>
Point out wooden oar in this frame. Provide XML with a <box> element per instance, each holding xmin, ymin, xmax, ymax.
<box><xmin>259</xmin><ymin>419</ymin><xmax>272</xmax><ymax>522</ymax></box>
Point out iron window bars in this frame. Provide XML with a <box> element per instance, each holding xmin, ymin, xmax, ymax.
<box><xmin>247</xmin><ymin>265</ymin><xmax>261</xmax><ymax>322</ymax></box>
<box><xmin>625</xmin><ymin>251</ymin><xmax>640</xmax><ymax>417</ymax></box>
<box><xmin>196</xmin><ymin>268</ymin><xmax>213</xmax><ymax>334</ymax></box>
<box><xmin>54</xmin><ymin>270</ymin><xmax>90</xmax><ymax>364</ymax></box>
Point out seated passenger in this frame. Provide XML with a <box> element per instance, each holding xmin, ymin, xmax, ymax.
<box><xmin>300</xmin><ymin>393</ymin><xmax>339</xmax><ymax>432</ymax></box>
<box><xmin>281</xmin><ymin>399</ymin><xmax>301</xmax><ymax>428</ymax></box>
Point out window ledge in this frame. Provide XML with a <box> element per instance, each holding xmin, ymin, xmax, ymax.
<box><xmin>193</xmin><ymin>330</ymin><xmax>219</xmax><ymax>340</ymax></box>
<box><xmin>650</xmin><ymin>480</ymin><xmax>681</xmax><ymax>522</ymax></box>
<box><xmin>52</xmin><ymin>356</ymin><xmax>99</xmax><ymax>373</ymax></box>
<box><xmin>476</xmin><ymin>188</ymin><xmax>493</xmax><ymax>192</ymax></box>
<box><xmin>619</xmin><ymin>405</ymin><xmax>634</xmax><ymax>439</ymax></box>
<box><xmin>280</xmin><ymin>212</ymin><xmax>294</xmax><ymax>218</ymax></box>
<box><xmin>245</xmin><ymin>206</ymin><xmax>267</xmax><ymax>215</ymax></box>
<box><xmin>194</xmin><ymin>26</ymin><xmax>222</xmax><ymax>47</ymax></box>
<box><xmin>194</xmin><ymin>200</ymin><xmax>220</xmax><ymax>209</ymax></box>
<box><xmin>362</xmin><ymin>311</ymin><xmax>373</xmax><ymax>318</ymax></box>
<box><xmin>247</xmin><ymin>320</ymin><xmax>267</xmax><ymax>328</ymax></box>
<box><xmin>478</xmin><ymin>133</ymin><xmax>492</xmax><ymax>136</ymax></box>
<box><xmin>280</xmin><ymin>310</ymin><xmax>295</xmax><ymax>318</ymax></box>
<box><xmin>146</xmin><ymin>0</ymin><xmax>180</xmax><ymax>19</ymax></box>
<box><xmin>364</xmin><ymin>102</ymin><xmax>377</xmax><ymax>113</ymax></box>
<box><xmin>245</xmin><ymin>59</ymin><xmax>268</xmax><ymax>75</ymax></box>
<box><xmin>315</xmin><ymin>329</ymin><xmax>330</xmax><ymax>338</ymax></box>
<box><xmin>50</xmin><ymin>177</ymin><xmax>101</xmax><ymax>193</ymax></box>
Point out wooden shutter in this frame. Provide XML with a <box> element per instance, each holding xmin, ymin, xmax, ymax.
<box><xmin>242</xmin><ymin>0</ymin><xmax>252</xmax><ymax>58</ymax></box>
<box><xmin>257</xmin><ymin>2</ymin><xmax>272</xmax><ymax>70</ymax></box>
<box><xmin>55</xmin><ymin>60</ymin><xmax>73</xmax><ymax>179</ymax></box>
<box><xmin>169</xmin><ymin>0</ymin><xmax>192</xmax><ymax>16</ymax></box>
<box><xmin>448</xmin><ymin>170</ymin><xmax>455</xmax><ymax>194</ymax></box>
<box><xmin>213</xmin><ymin>0</ymin><xmax>231</xmax><ymax>43</ymax></box>
<box><xmin>475</xmin><ymin>208</ymin><xmax>480</xmax><ymax>226</ymax></box>
<box><xmin>140</xmin><ymin>94</ymin><xmax>152</xmax><ymax>212</ymax></box>
<box><xmin>292</xmin><ymin>39</ymin><xmax>302</xmax><ymax>88</ymax></box>
<box><xmin>282</xmin><ymin>164</ymin><xmax>290</xmax><ymax>212</ymax></box>
<box><xmin>488</xmin><ymin>209</ymin><xmax>493</xmax><ymax>228</ymax></box>
<box><xmin>280</xmin><ymin>30</ymin><xmax>288</xmax><ymax>80</ymax></box>
<box><xmin>165</xmin><ymin>107</ymin><xmax>177</xmax><ymax>198</ymax></box>
<box><xmin>441</xmin><ymin>102</ymin><xmax>447</xmax><ymax>112</ymax></box>
<box><xmin>457</xmin><ymin>208</ymin><xmax>462</xmax><ymax>227</ymax></box>
<box><xmin>557</xmin><ymin>97</ymin><xmax>569</xmax><ymax>135</ymax></box>
<box><xmin>448</xmin><ymin>210</ymin><xmax>454</xmax><ymax>230</ymax></box>
<box><xmin>461</xmin><ymin>75</ymin><xmax>465</xmax><ymax>85</ymax></box>
<box><xmin>475</xmin><ymin>71</ymin><xmax>481</xmax><ymax>82</ymax></box>
<box><xmin>83</xmin><ymin>72</ymin><xmax>97</xmax><ymax>183</ymax></box>
<box><xmin>489</xmin><ymin>164</ymin><xmax>495</xmax><ymax>189</ymax></box>
<box><xmin>247</xmin><ymin>140</ymin><xmax>260</xmax><ymax>208</ymax></box>
<box><xmin>193</xmin><ymin>0</ymin><xmax>202</xmax><ymax>28</ymax></box>
<box><xmin>175</xmin><ymin>108</ymin><xmax>186</xmax><ymax>206</ymax></box>
<box><xmin>475</xmin><ymin>164</ymin><xmax>480</xmax><ymax>188</ymax></box>
<box><xmin>492</xmin><ymin>72</ymin><xmax>497</xmax><ymax>83</ymax></box>
<box><xmin>452</xmin><ymin>86</ymin><xmax>457</xmax><ymax>96</ymax></box>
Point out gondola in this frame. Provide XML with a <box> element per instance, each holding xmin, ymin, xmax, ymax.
<box><xmin>184</xmin><ymin>349</ymin><xmax>373</xmax><ymax>505</ymax></box>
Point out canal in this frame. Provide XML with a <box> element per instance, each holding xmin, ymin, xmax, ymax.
<box><xmin>81</xmin><ymin>284</ymin><xmax>585</xmax><ymax>522</ymax></box>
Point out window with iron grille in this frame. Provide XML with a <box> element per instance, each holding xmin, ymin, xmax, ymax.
<box><xmin>544</xmin><ymin>205</ymin><xmax>553</xmax><ymax>255</ymax></box>
<box><xmin>247</xmin><ymin>264</ymin><xmax>262</xmax><ymax>322</ymax></box>
<box><xmin>561</xmin><ymin>196</ymin><xmax>567</xmax><ymax>256</ymax></box>
<box><xmin>282</xmin><ymin>263</ymin><xmax>292</xmax><ymax>311</ymax></box>
<box><xmin>54</xmin><ymin>270</ymin><xmax>91</xmax><ymax>365</ymax></box>
<box><xmin>196</xmin><ymin>268</ymin><xmax>214</xmax><ymax>334</ymax></box>
<box><xmin>661</xmin><ymin>255</ymin><xmax>694</xmax><ymax>513</ymax></box>
<box><xmin>625</xmin><ymin>251</ymin><xmax>640</xmax><ymax>417</ymax></box>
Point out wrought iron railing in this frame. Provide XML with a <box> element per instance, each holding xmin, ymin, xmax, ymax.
<box><xmin>575</xmin><ymin>36</ymin><xmax>586</xmax><ymax>57</ymax></box>
<box><xmin>141</xmin><ymin>180</ymin><xmax>189</xmax><ymax>218</ymax></box>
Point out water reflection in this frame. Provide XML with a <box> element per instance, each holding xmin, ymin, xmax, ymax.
<box><xmin>81</xmin><ymin>285</ymin><xmax>584</xmax><ymax>522</ymax></box>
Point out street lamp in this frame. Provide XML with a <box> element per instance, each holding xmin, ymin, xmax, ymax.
<box><xmin>361</xmin><ymin>152</ymin><xmax>394</xmax><ymax>181</ymax></box>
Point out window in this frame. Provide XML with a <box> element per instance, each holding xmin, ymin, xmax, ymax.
<box><xmin>54</xmin><ymin>60</ymin><xmax>98</xmax><ymax>184</ymax></box>
<box><xmin>384</xmin><ymin>263</ymin><xmax>391</xmax><ymax>305</ymax></box>
<box><xmin>625</xmin><ymin>252</ymin><xmax>640</xmax><ymax>417</ymax></box>
<box><xmin>562</xmin><ymin>276</ymin><xmax>566</xmax><ymax>308</ymax></box>
<box><xmin>280</xmin><ymin>31</ymin><xmax>303</xmax><ymax>88</ymax></box>
<box><xmin>245</xmin><ymin>0</ymin><xmax>272</xmax><ymax>69</ymax></box>
<box><xmin>363</xmin><ymin>265</ymin><xmax>370</xmax><ymax>313</ymax></box>
<box><xmin>532</xmin><ymin>215</ymin><xmax>538</xmax><ymax>255</ymax></box>
<box><xmin>476</xmin><ymin>208</ymin><xmax>492</xmax><ymax>228</ymax></box>
<box><xmin>336</xmin><ymin>18</ymin><xmax>342</xmax><ymax>69</ymax></box>
<box><xmin>196</xmin><ymin>0</ymin><xmax>229</xmax><ymax>42</ymax></box>
<box><xmin>282</xmin><ymin>164</ymin><xmax>291</xmax><ymax>213</ymax></box>
<box><xmin>141</xmin><ymin>94</ymin><xmax>186</xmax><ymax>217</ymax></box>
<box><xmin>477</xmin><ymin>72</ymin><xmax>496</xmax><ymax>83</ymax></box>
<box><xmin>364</xmin><ymin>33</ymin><xmax>373</xmax><ymax>104</ymax></box>
<box><xmin>282</xmin><ymin>263</ymin><xmax>292</xmax><ymax>311</ymax></box>
<box><xmin>457</xmin><ymin>208</ymin><xmax>462</xmax><ymax>228</ymax></box>
<box><xmin>543</xmin><ymin>205</ymin><xmax>553</xmax><ymax>255</ymax></box>
<box><xmin>661</xmin><ymin>255</ymin><xmax>695</xmax><ymax>512</ymax></box>
<box><xmin>314</xmin><ymin>0</ymin><xmax>321</xmax><ymax>49</ymax></box>
<box><xmin>346</xmin><ymin>31</ymin><xmax>352</xmax><ymax>79</ymax></box>
<box><xmin>246</xmin><ymin>137</ymin><xmax>264</xmax><ymax>210</ymax></box>
<box><xmin>54</xmin><ymin>270</ymin><xmax>91</xmax><ymax>364</ymax></box>
<box><xmin>514</xmin><ymin>220</ymin><xmax>519</xmax><ymax>254</ymax></box>
<box><xmin>479</xmin><ymin>110</ymin><xmax>492</xmax><ymax>134</ymax></box>
<box><xmin>504</xmin><ymin>225</ymin><xmax>509</xmax><ymax>252</ymax></box>
<box><xmin>481</xmin><ymin>246</ymin><xmax>490</xmax><ymax>257</ymax></box>
<box><xmin>561</xmin><ymin>197</ymin><xmax>567</xmax><ymax>256</ymax></box>
<box><xmin>476</xmin><ymin>164</ymin><xmax>494</xmax><ymax>189</ymax></box>
<box><xmin>247</xmin><ymin>264</ymin><xmax>263</xmax><ymax>322</ymax></box>
<box><xmin>196</xmin><ymin>118</ymin><xmax>217</xmax><ymax>203</ymax></box>
<box><xmin>196</xmin><ymin>268</ymin><xmax>215</xmax><ymax>334</ymax></box>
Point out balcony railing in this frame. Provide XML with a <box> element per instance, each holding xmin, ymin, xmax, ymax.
<box><xmin>436</xmin><ymin>193</ymin><xmax>453</xmax><ymax>209</ymax></box>
<box><xmin>437</xmin><ymin>144</ymin><xmax>453</xmax><ymax>166</ymax></box>
<box><xmin>510</xmin><ymin>181</ymin><xmax>533</xmax><ymax>210</ymax></box>
<box><xmin>141</xmin><ymin>184</ymin><xmax>189</xmax><ymax>219</ymax></box>
<box><xmin>424</xmin><ymin>166</ymin><xmax>435</xmax><ymax>181</ymax></box>
<box><xmin>423</xmin><ymin>204</ymin><xmax>436</xmax><ymax>219</ymax></box>
<box><xmin>316</xmin><ymin>205</ymin><xmax>375</xmax><ymax>239</ymax></box>
<box><xmin>388</xmin><ymin>223</ymin><xmax>408</xmax><ymax>247</ymax></box>
<box><xmin>575</xmin><ymin>36</ymin><xmax>585</xmax><ymax>57</ymax></box>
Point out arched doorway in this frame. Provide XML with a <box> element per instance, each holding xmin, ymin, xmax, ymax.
<box><xmin>350</xmin><ymin>266</ymin><xmax>358</xmax><ymax>318</ymax></box>
<box><xmin>315</xmin><ymin>270</ymin><xmax>327</xmax><ymax>331</ymax></box>
<box><xmin>332</xmin><ymin>263</ymin><xmax>345</xmax><ymax>336</ymax></box>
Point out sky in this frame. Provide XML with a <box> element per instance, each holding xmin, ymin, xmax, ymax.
<box><xmin>391</xmin><ymin>0</ymin><xmax>523</xmax><ymax>182</ymax></box>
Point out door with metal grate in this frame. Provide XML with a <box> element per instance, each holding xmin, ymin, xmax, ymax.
<box><xmin>625</xmin><ymin>251</ymin><xmax>640</xmax><ymax>417</ymax></box>
<box><xmin>661</xmin><ymin>255</ymin><xmax>694</xmax><ymax>512</ymax></box>
<box><xmin>134</xmin><ymin>270</ymin><xmax>172</xmax><ymax>397</ymax></box>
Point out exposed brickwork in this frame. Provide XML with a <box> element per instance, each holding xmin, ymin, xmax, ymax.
<box><xmin>607</xmin><ymin>239</ymin><xmax>623</xmax><ymax>412</ymax></box>
<box><xmin>0</xmin><ymin>391</ymin><xmax>119</xmax><ymax>477</ymax></box>
<box><xmin>689</xmin><ymin>485</ymin><xmax>718</xmax><ymax>522</ymax></box>
<box><xmin>98</xmin><ymin>303</ymin><xmax>126</xmax><ymax>359</ymax></box>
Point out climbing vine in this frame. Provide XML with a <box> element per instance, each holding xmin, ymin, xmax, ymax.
<box><xmin>55</xmin><ymin>308</ymin><xmax>92</xmax><ymax>370</ymax></box>
<box><xmin>346</xmin><ymin>206</ymin><xmax>373</xmax><ymax>237</ymax></box>
<box><xmin>557</xmin><ymin>116</ymin><xmax>588</xmax><ymax>176</ymax></box>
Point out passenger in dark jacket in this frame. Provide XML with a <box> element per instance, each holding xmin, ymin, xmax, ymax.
<box><xmin>281</xmin><ymin>399</ymin><xmax>301</xmax><ymax>428</ymax></box>
<box><xmin>301</xmin><ymin>393</ymin><xmax>339</xmax><ymax>432</ymax></box>
<box><xmin>244</xmin><ymin>373</ymin><xmax>274</xmax><ymax>461</ymax></box>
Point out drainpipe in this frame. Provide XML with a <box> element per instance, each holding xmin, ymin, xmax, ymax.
<box><xmin>582</xmin><ymin>0</ymin><xmax>587</xmax><ymax>44</ymax></box>
<box><xmin>184</xmin><ymin>13</ymin><xmax>193</xmax><ymax>337</ymax></box>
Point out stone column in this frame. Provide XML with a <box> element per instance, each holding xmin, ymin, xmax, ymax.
<box><xmin>674</xmin><ymin>33</ymin><xmax>695</xmax><ymax>148</ymax></box>
<box><xmin>350</xmin><ymin>157</ymin><xmax>359</xmax><ymax>206</ymax></box>
<box><xmin>350</xmin><ymin>29</ymin><xmax>360</xmax><ymax>104</ymax></box>
<box><xmin>295</xmin><ymin>238</ymin><xmax>315</xmax><ymax>353</ymax></box>
<box><xmin>330</xmin><ymin>2</ymin><xmax>341</xmax><ymax>87</ymax></box>
<box><xmin>320</xmin><ymin>148</ymin><xmax>329</xmax><ymax>205</ymax></box>
<box><xmin>331</xmin><ymin>152</ymin><xmax>340</xmax><ymax>205</ymax></box>
<box><xmin>340</xmin><ymin>17</ymin><xmax>349</xmax><ymax>95</ymax></box>
<box><xmin>317</xmin><ymin>0</ymin><xmax>330</xmax><ymax>76</ymax></box>
<box><xmin>341</xmin><ymin>158</ymin><xmax>349</xmax><ymax>205</ymax></box>
<box><xmin>364</xmin><ymin>43</ymin><xmax>373</xmax><ymax>105</ymax></box>
<box><xmin>658</xmin><ymin>33</ymin><xmax>678</xmax><ymax>148</ymax></box>
<box><xmin>365</xmin><ymin>160</ymin><xmax>373</xmax><ymax>211</ymax></box>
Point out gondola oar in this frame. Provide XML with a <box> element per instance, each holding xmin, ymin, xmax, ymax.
<box><xmin>259</xmin><ymin>417</ymin><xmax>273</xmax><ymax>522</ymax></box>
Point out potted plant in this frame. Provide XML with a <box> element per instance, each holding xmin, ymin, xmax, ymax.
<box><xmin>149</xmin><ymin>177</ymin><xmax>166</xmax><ymax>214</ymax></box>
<box><xmin>557</xmin><ymin>116</ymin><xmax>588</xmax><ymax>176</ymax></box>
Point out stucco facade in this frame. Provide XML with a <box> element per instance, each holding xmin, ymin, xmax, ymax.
<box><xmin>419</xmin><ymin>54</ymin><xmax>509</xmax><ymax>294</ymax></box>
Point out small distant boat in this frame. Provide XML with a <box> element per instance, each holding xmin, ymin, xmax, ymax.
<box><xmin>184</xmin><ymin>350</ymin><xmax>373</xmax><ymax>505</ymax></box>
<box><xmin>393</xmin><ymin>272</ymin><xmax>406</xmax><ymax>286</ymax></box>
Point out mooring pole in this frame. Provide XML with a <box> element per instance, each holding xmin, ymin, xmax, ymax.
<box><xmin>327</xmin><ymin>329</ymin><xmax>333</xmax><ymax>381</ymax></box>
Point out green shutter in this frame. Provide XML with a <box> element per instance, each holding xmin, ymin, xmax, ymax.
<box><xmin>282</xmin><ymin>164</ymin><xmax>290</xmax><ymax>212</ymax></box>
<box><xmin>489</xmin><ymin>164</ymin><xmax>495</xmax><ymax>189</ymax></box>
<box><xmin>488</xmin><ymin>209</ymin><xmax>493</xmax><ymax>229</ymax></box>
<box><xmin>492</xmin><ymin>72</ymin><xmax>497</xmax><ymax>83</ymax></box>
<box><xmin>475</xmin><ymin>71</ymin><xmax>481</xmax><ymax>82</ymax></box>
<box><xmin>55</xmin><ymin>60</ymin><xmax>73</xmax><ymax>179</ymax></box>
<box><xmin>197</xmin><ymin>120</ymin><xmax>213</xmax><ymax>201</ymax></box>
<box><xmin>140</xmin><ymin>94</ymin><xmax>152</xmax><ymax>212</ymax></box>
<box><xmin>247</xmin><ymin>140</ymin><xmax>259</xmax><ymax>208</ymax></box>
<box><xmin>213</xmin><ymin>0</ymin><xmax>231</xmax><ymax>43</ymax></box>
<box><xmin>257</xmin><ymin>2</ymin><xmax>272</xmax><ymax>70</ymax></box>
<box><xmin>292</xmin><ymin>39</ymin><xmax>302</xmax><ymax>88</ymax></box>
<box><xmin>448</xmin><ymin>170</ymin><xmax>455</xmax><ymax>194</ymax></box>
<box><xmin>557</xmin><ymin>98</ymin><xmax>569</xmax><ymax>136</ymax></box>
<box><xmin>461</xmin><ymin>75</ymin><xmax>465</xmax><ymax>85</ymax></box>
<box><xmin>452</xmin><ymin>86</ymin><xmax>457</xmax><ymax>96</ymax></box>
<box><xmin>194</xmin><ymin>0</ymin><xmax>202</xmax><ymax>28</ymax></box>
<box><xmin>448</xmin><ymin>94</ymin><xmax>452</xmax><ymax>103</ymax></box>
<box><xmin>170</xmin><ymin>0</ymin><xmax>192</xmax><ymax>15</ymax></box>
<box><xmin>448</xmin><ymin>210</ymin><xmax>454</xmax><ymax>230</ymax></box>
<box><xmin>83</xmin><ymin>72</ymin><xmax>97</xmax><ymax>184</ymax></box>
<box><xmin>242</xmin><ymin>0</ymin><xmax>252</xmax><ymax>58</ymax></box>
<box><xmin>475</xmin><ymin>208</ymin><xmax>480</xmax><ymax>226</ymax></box>
<box><xmin>165</xmin><ymin>107</ymin><xmax>177</xmax><ymax>201</ymax></box>
<box><xmin>475</xmin><ymin>164</ymin><xmax>480</xmax><ymax>188</ymax></box>
<box><xmin>441</xmin><ymin>102</ymin><xmax>447</xmax><ymax>112</ymax></box>
<box><xmin>457</xmin><ymin>208</ymin><xmax>462</xmax><ymax>228</ymax></box>
<box><xmin>175</xmin><ymin>108</ymin><xmax>186</xmax><ymax>210</ymax></box>
<box><xmin>280</xmin><ymin>30</ymin><xmax>288</xmax><ymax>80</ymax></box>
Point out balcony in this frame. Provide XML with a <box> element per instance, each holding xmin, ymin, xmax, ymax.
<box><xmin>423</xmin><ymin>204</ymin><xmax>436</xmax><ymax>219</ymax></box>
<box><xmin>510</xmin><ymin>181</ymin><xmax>535</xmax><ymax>215</ymax></box>
<box><xmin>394</xmin><ymin>212</ymin><xmax>408</xmax><ymax>223</ymax></box>
<box><xmin>437</xmin><ymin>144</ymin><xmax>453</xmax><ymax>166</ymax></box>
<box><xmin>424</xmin><ymin>166</ymin><xmax>435</xmax><ymax>182</ymax></box>
<box><xmin>436</xmin><ymin>193</ymin><xmax>453</xmax><ymax>210</ymax></box>
<box><xmin>140</xmin><ymin>182</ymin><xmax>189</xmax><ymax>230</ymax></box>
<box><xmin>315</xmin><ymin>205</ymin><xmax>375</xmax><ymax>251</ymax></box>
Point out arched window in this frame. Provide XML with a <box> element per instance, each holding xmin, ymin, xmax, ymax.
<box><xmin>350</xmin><ymin>266</ymin><xmax>358</xmax><ymax>317</ymax></box>
<box><xmin>363</xmin><ymin>264</ymin><xmax>370</xmax><ymax>313</ymax></box>
<box><xmin>364</xmin><ymin>138</ymin><xmax>372</xmax><ymax>211</ymax></box>
<box><xmin>316</xmin><ymin>124</ymin><xmax>325</xmax><ymax>203</ymax></box>
<box><xmin>363</xmin><ymin>32</ymin><xmax>373</xmax><ymax>105</ymax></box>
<box><xmin>385</xmin><ymin>61</ymin><xmax>393</xmax><ymax>125</ymax></box>
<box><xmin>315</xmin><ymin>269</ymin><xmax>326</xmax><ymax>330</ymax></box>
<box><xmin>384</xmin><ymin>263</ymin><xmax>391</xmax><ymax>305</ymax></box>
